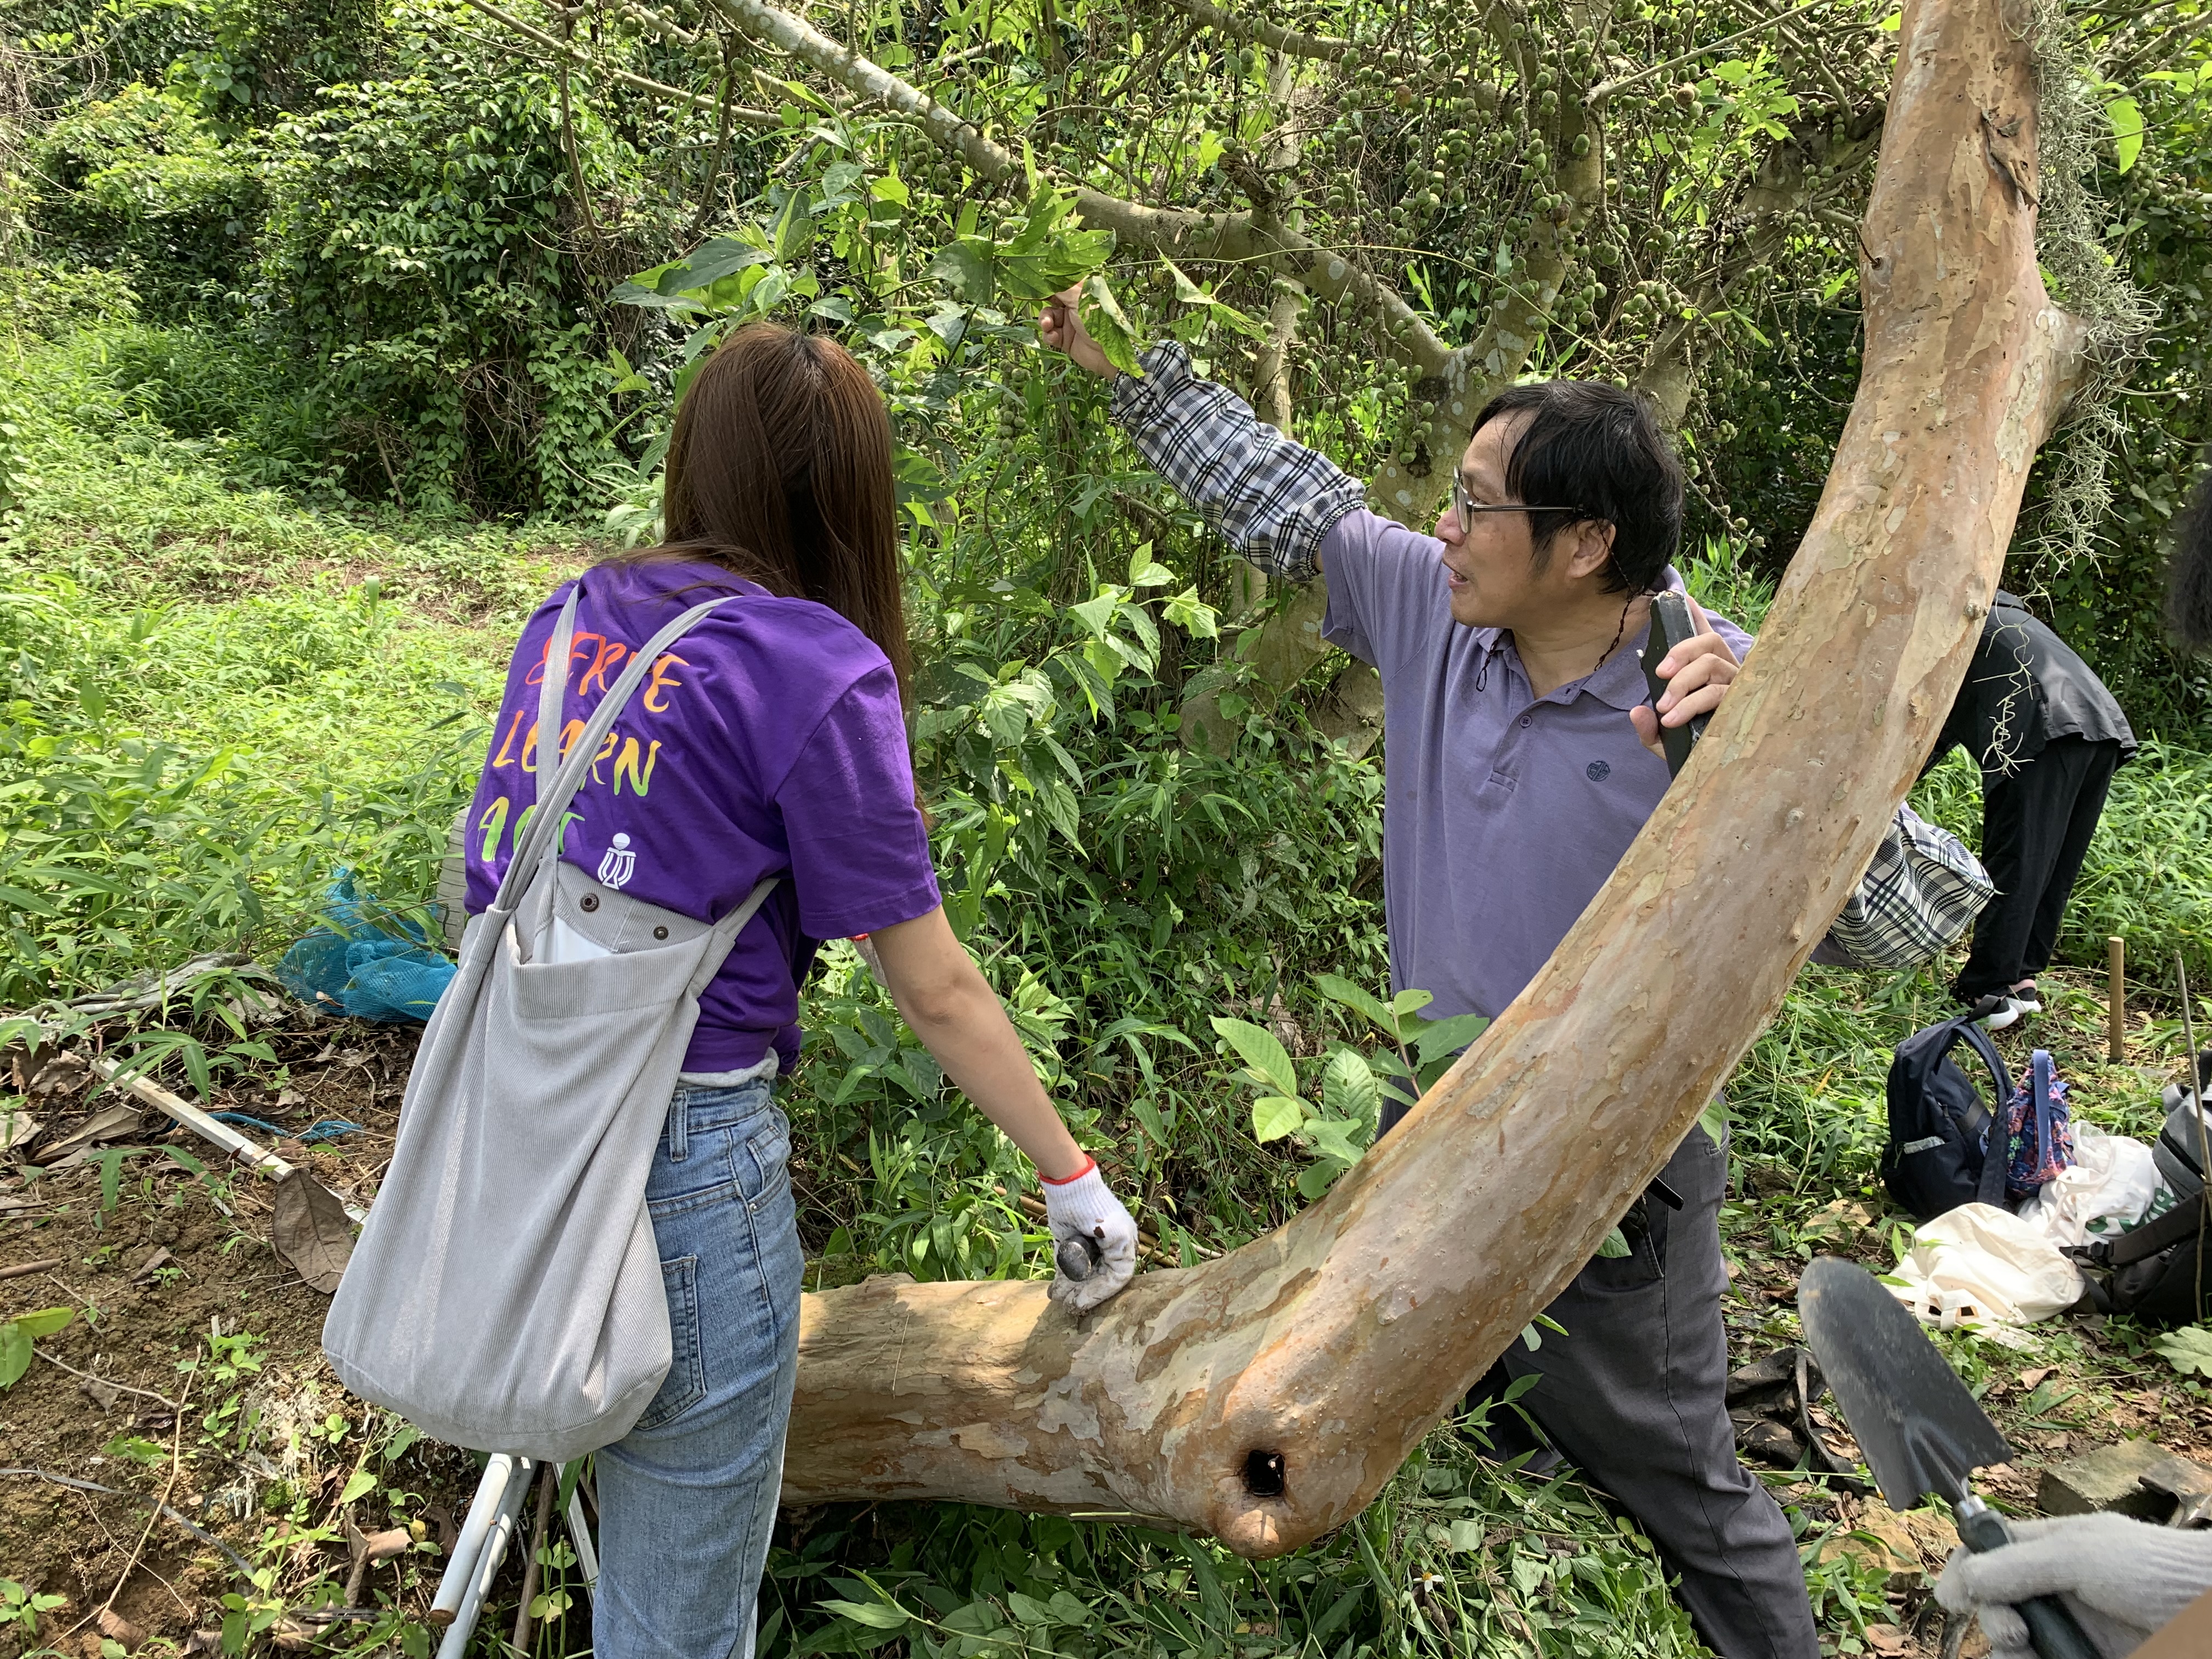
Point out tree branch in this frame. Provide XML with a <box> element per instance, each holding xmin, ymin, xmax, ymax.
<box><xmin>458</xmin><ymin>0</ymin><xmax>780</xmax><ymax>125</ymax></box>
<box><xmin>701</xmin><ymin>0</ymin><xmax>1455</xmax><ymax>383</ymax></box>
<box><xmin>1585</xmin><ymin>0</ymin><xmax>1837</xmax><ymax>109</ymax></box>
<box><xmin>1154</xmin><ymin>0</ymin><xmax>1357</xmax><ymax>64</ymax></box>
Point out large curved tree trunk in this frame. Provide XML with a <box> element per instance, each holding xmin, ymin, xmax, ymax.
<box><xmin>781</xmin><ymin>0</ymin><xmax>2090</xmax><ymax>1558</ymax></box>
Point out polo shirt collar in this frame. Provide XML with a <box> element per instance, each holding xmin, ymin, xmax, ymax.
<box><xmin>1473</xmin><ymin>618</ymin><xmax>1655</xmax><ymax>712</ymax></box>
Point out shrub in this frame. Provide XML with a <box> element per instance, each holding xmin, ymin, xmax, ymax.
<box><xmin>30</xmin><ymin>84</ymin><xmax>261</xmax><ymax>315</ymax></box>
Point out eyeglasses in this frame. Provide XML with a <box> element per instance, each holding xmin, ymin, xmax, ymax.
<box><xmin>1452</xmin><ymin>475</ymin><xmax>1589</xmax><ymax>539</ymax></box>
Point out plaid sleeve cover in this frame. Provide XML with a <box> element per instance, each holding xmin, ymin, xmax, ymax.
<box><xmin>1108</xmin><ymin>341</ymin><xmax>1368</xmax><ymax>584</ymax></box>
<box><xmin>1825</xmin><ymin>804</ymin><xmax>1994</xmax><ymax>970</ymax></box>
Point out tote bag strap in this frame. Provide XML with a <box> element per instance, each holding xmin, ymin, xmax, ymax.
<box><xmin>496</xmin><ymin>588</ymin><xmax>747</xmax><ymax>912</ymax></box>
<box><xmin>2030</xmin><ymin>1049</ymin><xmax>2058</xmax><ymax>1172</ymax></box>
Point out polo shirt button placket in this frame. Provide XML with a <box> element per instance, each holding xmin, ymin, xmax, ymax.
<box><xmin>1519</xmin><ymin>714</ymin><xmax>1533</xmax><ymax>729</ymax></box>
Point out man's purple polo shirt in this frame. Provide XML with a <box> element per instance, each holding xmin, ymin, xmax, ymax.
<box><xmin>1321</xmin><ymin>509</ymin><xmax>1752</xmax><ymax>1024</ymax></box>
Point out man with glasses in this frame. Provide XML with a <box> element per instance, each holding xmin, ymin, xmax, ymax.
<box><xmin>1041</xmin><ymin>295</ymin><xmax>1989</xmax><ymax>1659</ymax></box>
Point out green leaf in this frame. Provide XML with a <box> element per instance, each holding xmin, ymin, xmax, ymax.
<box><xmin>1046</xmin><ymin>1590</ymin><xmax>1090</xmax><ymax>1624</ymax></box>
<box><xmin>1078</xmin><ymin>273</ymin><xmax>1146</xmax><ymax>376</ymax></box>
<box><xmin>927</xmin><ymin>238</ymin><xmax>994</xmax><ymax>303</ymax></box>
<box><xmin>1251</xmin><ymin>1095</ymin><xmax>1306</xmax><ymax>1143</ymax></box>
<box><xmin>1414</xmin><ymin>1013</ymin><xmax>1489</xmax><ymax>1066</ymax></box>
<box><xmin>13</xmin><ymin>1307</ymin><xmax>74</xmax><ymax>1340</ymax></box>
<box><xmin>1067</xmin><ymin>590</ymin><xmax>1119</xmax><ymax>641</ymax></box>
<box><xmin>1005</xmin><ymin>1592</ymin><xmax>1054</xmax><ymax>1627</ymax></box>
<box><xmin>1447</xmin><ymin>1518</ymin><xmax>1484</xmax><ymax>1551</ymax></box>
<box><xmin>1321</xmin><ymin>1049</ymin><xmax>1380</xmax><ymax>1124</ymax></box>
<box><xmin>1303</xmin><ymin>1118</ymin><xmax>1364</xmax><ymax>1165</ymax></box>
<box><xmin>1313</xmin><ymin>973</ymin><xmax>1397</xmax><ymax>1036</ymax></box>
<box><xmin>1596</xmin><ymin>1226</ymin><xmax>1633</xmax><ymax>1259</ymax></box>
<box><xmin>2154</xmin><ymin>1325</ymin><xmax>2212</xmax><ymax>1378</ymax></box>
<box><xmin>103</xmin><ymin>1434</ymin><xmax>168</xmax><ymax>1465</ymax></box>
<box><xmin>1211</xmin><ymin>1016</ymin><xmax>1298</xmax><ymax>1096</ymax></box>
<box><xmin>1699</xmin><ymin>1097</ymin><xmax>1730</xmax><ymax>1147</ymax></box>
<box><xmin>817</xmin><ymin>1600</ymin><xmax>910</xmax><ymax>1630</ymax></box>
<box><xmin>1390</xmin><ymin>989</ymin><xmax>1435</xmax><ymax>1018</ymax></box>
<box><xmin>2108</xmin><ymin>94</ymin><xmax>2145</xmax><ymax>174</ymax></box>
<box><xmin>1163</xmin><ymin>587</ymin><xmax>1220</xmax><ymax>638</ymax></box>
<box><xmin>994</xmin><ymin>188</ymin><xmax>1114</xmax><ymax>300</ymax></box>
<box><xmin>0</xmin><ymin>1323</ymin><xmax>30</xmax><ymax>1390</ymax></box>
<box><xmin>339</xmin><ymin>1469</ymin><xmax>376</xmax><ymax>1504</ymax></box>
<box><xmin>1160</xmin><ymin>257</ymin><xmax>1269</xmax><ymax>337</ymax></box>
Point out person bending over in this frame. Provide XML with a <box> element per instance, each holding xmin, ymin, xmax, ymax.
<box><xmin>1040</xmin><ymin>292</ymin><xmax>1987</xmax><ymax>1659</ymax></box>
<box><xmin>1922</xmin><ymin>593</ymin><xmax>2134</xmax><ymax>1031</ymax></box>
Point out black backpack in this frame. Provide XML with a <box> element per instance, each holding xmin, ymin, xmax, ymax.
<box><xmin>2066</xmin><ymin>1077</ymin><xmax>2212</xmax><ymax>1325</ymax></box>
<box><xmin>1882</xmin><ymin>1014</ymin><xmax>2012</xmax><ymax>1221</ymax></box>
<box><xmin>2064</xmin><ymin>1199</ymin><xmax>2210</xmax><ymax>1325</ymax></box>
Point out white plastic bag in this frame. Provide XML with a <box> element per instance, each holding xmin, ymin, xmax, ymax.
<box><xmin>1885</xmin><ymin>1203</ymin><xmax>2085</xmax><ymax>1328</ymax></box>
<box><xmin>2016</xmin><ymin>1123</ymin><xmax>2162</xmax><ymax>1249</ymax></box>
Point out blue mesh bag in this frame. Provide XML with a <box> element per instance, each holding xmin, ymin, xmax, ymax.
<box><xmin>277</xmin><ymin>870</ymin><xmax>457</xmax><ymax>1023</ymax></box>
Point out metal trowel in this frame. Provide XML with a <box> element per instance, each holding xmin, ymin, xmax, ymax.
<box><xmin>1797</xmin><ymin>1256</ymin><xmax>2096</xmax><ymax>1659</ymax></box>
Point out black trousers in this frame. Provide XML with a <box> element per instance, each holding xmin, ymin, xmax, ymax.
<box><xmin>1378</xmin><ymin>1108</ymin><xmax>1818</xmax><ymax>1658</ymax></box>
<box><xmin>1955</xmin><ymin>736</ymin><xmax>2123</xmax><ymax>1002</ymax></box>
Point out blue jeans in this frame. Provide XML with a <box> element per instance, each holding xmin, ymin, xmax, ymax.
<box><xmin>594</xmin><ymin>1079</ymin><xmax>803</xmax><ymax>1659</ymax></box>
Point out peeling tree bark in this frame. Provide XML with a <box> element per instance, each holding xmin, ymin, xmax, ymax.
<box><xmin>780</xmin><ymin>0</ymin><xmax>2089</xmax><ymax>1557</ymax></box>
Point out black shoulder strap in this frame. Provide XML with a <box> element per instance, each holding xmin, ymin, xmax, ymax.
<box><xmin>2076</xmin><ymin>1197</ymin><xmax>2209</xmax><ymax>1269</ymax></box>
<box><xmin>1949</xmin><ymin>1020</ymin><xmax>2014</xmax><ymax>1207</ymax></box>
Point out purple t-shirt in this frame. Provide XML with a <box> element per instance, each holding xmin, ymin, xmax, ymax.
<box><xmin>1321</xmin><ymin>510</ymin><xmax>1752</xmax><ymax>1025</ymax></box>
<box><xmin>464</xmin><ymin>560</ymin><xmax>942</xmax><ymax>1072</ymax></box>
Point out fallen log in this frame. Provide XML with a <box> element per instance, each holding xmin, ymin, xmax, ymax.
<box><xmin>780</xmin><ymin>0</ymin><xmax>2092</xmax><ymax>1558</ymax></box>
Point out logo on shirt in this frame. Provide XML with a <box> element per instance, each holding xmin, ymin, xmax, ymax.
<box><xmin>1586</xmin><ymin>760</ymin><xmax>1612</xmax><ymax>782</ymax></box>
<box><xmin>597</xmin><ymin>832</ymin><xmax>637</xmax><ymax>890</ymax></box>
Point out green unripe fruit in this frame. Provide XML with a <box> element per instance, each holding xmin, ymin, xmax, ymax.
<box><xmin>1571</xmin><ymin>132</ymin><xmax>1592</xmax><ymax>157</ymax></box>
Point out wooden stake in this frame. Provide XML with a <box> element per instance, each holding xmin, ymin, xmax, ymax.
<box><xmin>509</xmin><ymin>1457</ymin><xmax>557</xmax><ymax>1657</ymax></box>
<box><xmin>2109</xmin><ymin>936</ymin><xmax>2127</xmax><ymax>1063</ymax></box>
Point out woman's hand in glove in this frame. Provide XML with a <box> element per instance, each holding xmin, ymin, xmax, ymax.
<box><xmin>1934</xmin><ymin>1513</ymin><xmax>2212</xmax><ymax>1659</ymax></box>
<box><xmin>1041</xmin><ymin>1157</ymin><xmax>1139</xmax><ymax>1313</ymax></box>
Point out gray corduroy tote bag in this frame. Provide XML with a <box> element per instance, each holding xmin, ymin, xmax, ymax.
<box><xmin>324</xmin><ymin>588</ymin><xmax>777</xmax><ymax>1460</ymax></box>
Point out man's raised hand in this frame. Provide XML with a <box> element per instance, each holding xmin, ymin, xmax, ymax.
<box><xmin>1039</xmin><ymin>286</ymin><xmax>1119</xmax><ymax>379</ymax></box>
<box><xmin>1629</xmin><ymin>593</ymin><xmax>1740</xmax><ymax>758</ymax></box>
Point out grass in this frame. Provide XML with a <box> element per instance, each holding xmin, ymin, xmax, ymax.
<box><xmin>4</xmin><ymin>317</ymin><xmax>2212</xmax><ymax>1659</ymax></box>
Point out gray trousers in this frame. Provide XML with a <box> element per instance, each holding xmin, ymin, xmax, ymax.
<box><xmin>1387</xmin><ymin>1111</ymin><xmax>1820</xmax><ymax>1658</ymax></box>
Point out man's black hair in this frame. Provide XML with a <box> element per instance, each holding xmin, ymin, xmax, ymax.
<box><xmin>1469</xmin><ymin>380</ymin><xmax>1685</xmax><ymax>595</ymax></box>
<box><xmin>2166</xmin><ymin>442</ymin><xmax>2212</xmax><ymax>653</ymax></box>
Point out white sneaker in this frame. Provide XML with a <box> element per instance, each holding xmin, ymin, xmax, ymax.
<box><xmin>2008</xmin><ymin>984</ymin><xmax>2042</xmax><ymax>1015</ymax></box>
<box><xmin>1968</xmin><ymin>993</ymin><xmax>2019</xmax><ymax>1031</ymax></box>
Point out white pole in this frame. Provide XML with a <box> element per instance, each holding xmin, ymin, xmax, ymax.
<box><xmin>437</xmin><ymin>1457</ymin><xmax>537</xmax><ymax>1659</ymax></box>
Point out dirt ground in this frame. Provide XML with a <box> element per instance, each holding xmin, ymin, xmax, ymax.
<box><xmin>0</xmin><ymin>1020</ymin><xmax>486</xmax><ymax>1657</ymax></box>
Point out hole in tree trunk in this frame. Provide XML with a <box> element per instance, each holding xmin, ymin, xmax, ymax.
<box><xmin>1242</xmin><ymin>1449</ymin><xmax>1286</xmax><ymax>1498</ymax></box>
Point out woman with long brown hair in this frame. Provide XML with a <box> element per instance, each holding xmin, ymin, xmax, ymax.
<box><xmin>460</xmin><ymin>323</ymin><xmax>1138</xmax><ymax>1659</ymax></box>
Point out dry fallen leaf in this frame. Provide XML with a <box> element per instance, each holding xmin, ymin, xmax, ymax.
<box><xmin>183</xmin><ymin>1632</ymin><xmax>222</xmax><ymax>1657</ymax></box>
<box><xmin>1864</xmin><ymin>1622</ymin><xmax>1910</xmax><ymax>1655</ymax></box>
<box><xmin>270</xmin><ymin>1167</ymin><xmax>355</xmax><ymax>1294</ymax></box>
<box><xmin>130</xmin><ymin>1247</ymin><xmax>172</xmax><ymax>1284</ymax></box>
<box><xmin>96</xmin><ymin>1607</ymin><xmax>144</xmax><ymax>1651</ymax></box>
<box><xmin>2018</xmin><ymin>1367</ymin><xmax>2052</xmax><ymax>1390</ymax></box>
<box><xmin>37</xmin><ymin>1102</ymin><xmax>143</xmax><ymax>1164</ymax></box>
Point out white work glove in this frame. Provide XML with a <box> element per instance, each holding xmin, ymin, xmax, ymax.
<box><xmin>1934</xmin><ymin>1513</ymin><xmax>2212</xmax><ymax>1659</ymax></box>
<box><xmin>1040</xmin><ymin>1157</ymin><xmax>1138</xmax><ymax>1314</ymax></box>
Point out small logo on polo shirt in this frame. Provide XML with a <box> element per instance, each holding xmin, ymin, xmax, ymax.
<box><xmin>1586</xmin><ymin>760</ymin><xmax>1612</xmax><ymax>782</ymax></box>
<box><xmin>597</xmin><ymin>832</ymin><xmax>637</xmax><ymax>890</ymax></box>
